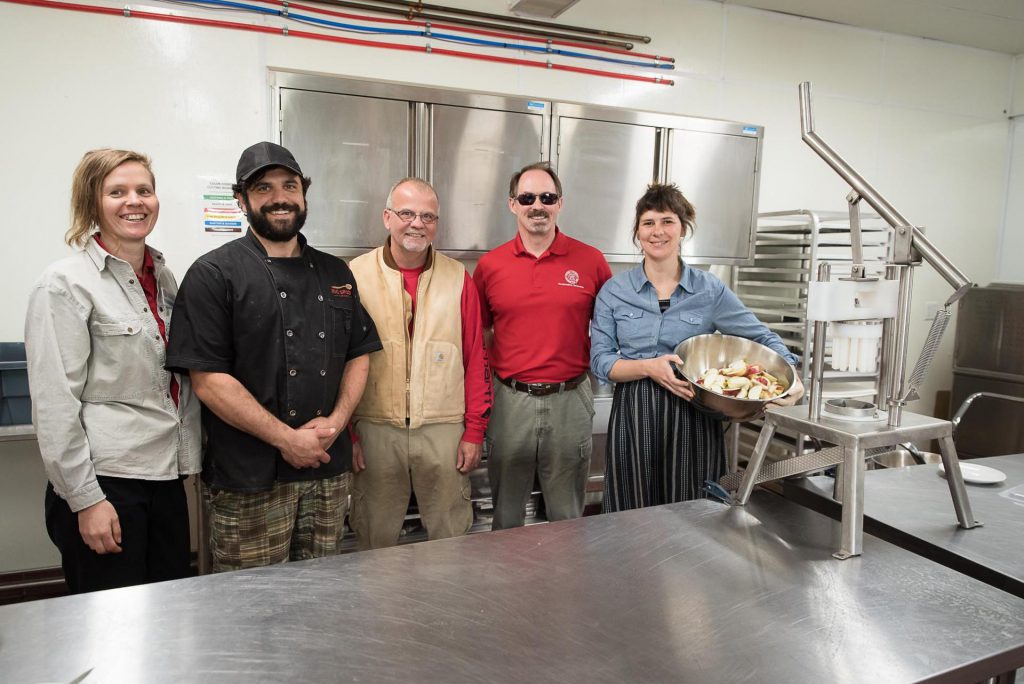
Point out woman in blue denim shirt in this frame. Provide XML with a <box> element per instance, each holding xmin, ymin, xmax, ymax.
<box><xmin>590</xmin><ymin>184</ymin><xmax>803</xmax><ymax>512</ymax></box>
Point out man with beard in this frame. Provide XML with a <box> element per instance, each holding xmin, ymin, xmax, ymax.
<box><xmin>346</xmin><ymin>178</ymin><xmax>491</xmax><ymax>549</ymax></box>
<box><xmin>474</xmin><ymin>162</ymin><xmax>611</xmax><ymax>530</ymax></box>
<box><xmin>167</xmin><ymin>142</ymin><xmax>382</xmax><ymax>571</ymax></box>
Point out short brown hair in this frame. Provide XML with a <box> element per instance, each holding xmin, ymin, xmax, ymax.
<box><xmin>631</xmin><ymin>183</ymin><xmax>696</xmax><ymax>245</ymax></box>
<box><xmin>508</xmin><ymin>161</ymin><xmax>562</xmax><ymax>198</ymax></box>
<box><xmin>67</xmin><ymin>149</ymin><xmax>155</xmax><ymax>247</ymax></box>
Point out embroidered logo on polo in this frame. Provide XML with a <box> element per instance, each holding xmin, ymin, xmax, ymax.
<box><xmin>330</xmin><ymin>284</ymin><xmax>352</xmax><ymax>298</ymax></box>
<box><xmin>557</xmin><ymin>269</ymin><xmax>583</xmax><ymax>289</ymax></box>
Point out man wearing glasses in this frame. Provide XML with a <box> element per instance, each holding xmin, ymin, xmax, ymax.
<box><xmin>347</xmin><ymin>178</ymin><xmax>492</xmax><ymax>549</ymax></box>
<box><xmin>474</xmin><ymin>162</ymin><xmax>612</xmax><ymax>530</ymax></box>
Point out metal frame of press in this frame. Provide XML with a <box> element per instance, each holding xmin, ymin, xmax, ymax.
<box><xmin>728</xmin><ymin>82</ymin><xmax>982</xmax><ymax>559</ymax></box>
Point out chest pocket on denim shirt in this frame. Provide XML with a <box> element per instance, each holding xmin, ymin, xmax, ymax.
<box><xmin>676</xmin><ymin>312</ymin><xmax>709</xmax><ymax>342</ymax></box>
<box><xmin>681</xmin><ymin>313</ymin><xmax>703</xmax><ymax>326</ymax></box>
<box><xmin>613</xmin><ymin>308</ymin><xmax>652</xmax><ymax>344</ymax></box>
<box><xmin>329</xmin><ymin>297</ymin><xmax>354</xmax><ymax>358</ymax></box>
<box><xmin>86</xmin><ymin>317</ymin><xmax>149</xmax><ymax>399</ymax></box>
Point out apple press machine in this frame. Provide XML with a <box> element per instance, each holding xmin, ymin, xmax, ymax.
<box><xmin>722</xmin><ymin>81</ymin><xmax>981</xmax><ymax>559</ymax></box>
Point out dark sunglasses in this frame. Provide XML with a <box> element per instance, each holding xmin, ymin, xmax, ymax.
<box><xmin>513</xmin><ymin>192</ymin><xmax>560</xmax><ymax>206</ymax></box>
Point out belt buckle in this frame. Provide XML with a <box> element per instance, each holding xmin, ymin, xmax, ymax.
<box><xmin>528</xmin><ymin>383</ymin><xmax>546</xmax><ymax>396</ymax></box>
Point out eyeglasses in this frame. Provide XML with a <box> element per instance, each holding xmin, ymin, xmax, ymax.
<box><xmin>513</xmin><ymin>192</ymin><xmax>560</xmax><ymax>206</ymax></box>
<box><xmin>387</xmin><ymin>208</ymin><xmax>439</xmax><ymax>225</ymax></box>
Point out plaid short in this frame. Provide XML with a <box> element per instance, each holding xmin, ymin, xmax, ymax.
<box><xmin>204</xmin><ymin>472</ymin><xmax>351</xmax><ymax>573</ymax></box>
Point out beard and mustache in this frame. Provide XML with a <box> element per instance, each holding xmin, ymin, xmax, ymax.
<box><xmin>523</xmin><ymin>207</ymin><xmax>551</xmax><ymax>232</ymax></box>
<box><xmin>242</xmin><ymin>197</ymin><xmax>308</xmax><ymax>242</ymax></box>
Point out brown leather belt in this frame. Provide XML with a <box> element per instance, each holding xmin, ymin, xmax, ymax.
<box><xmin>496</xmin><ymin>373</ymin><xmax>587</xmax><ymax>397</ymax></box>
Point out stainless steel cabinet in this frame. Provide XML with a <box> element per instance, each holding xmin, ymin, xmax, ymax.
<box><xmin>430</xmin><ymin>104</ymin><xmax>544</xmax><ymax>252</ymax></box>
<box><xmin>667</xmin><ymin>129</ymin><xmax>758</xmax><ymax>260</ymax></box>
<box><xmin>554</xmin><ymin>116</ymin><xmax>657</xmax><ymax>257</ymax></box>
<box><xmin>551</xmin><ymin>103</ymin><xmax>762</xmax><ymax>263</ymax></box>
<box><xmin>275</xmin><ymin>74</ymin><xmax>546</xmax><ymax>258</ymax></box>
<box><xmin>952</xmin><ymin>283</ymin><xmax>1024</xmax><ymax>457</ymax></box>
<box><xmin>280</xmin><ymin>88</ymin><xmax>410</xmax><ymax>250</ymax></box>
<box><xmin>272</xmin><ymin>73</ymin><xmax>764</xmax><ymax>263</ymax></box>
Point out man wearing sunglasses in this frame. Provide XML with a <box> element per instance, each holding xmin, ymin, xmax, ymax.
<box><xmin>474</xmin><ymin>162</ymin><xmax>612</xmax><ymax>530</ymax></box>
<box><xmin>347</xmin><ymin>178</ymin><xmax>492</xmax><ymax>549</ymax></box>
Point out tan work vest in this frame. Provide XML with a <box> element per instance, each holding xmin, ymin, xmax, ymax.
<box><xmin>350</xmin><ymin>245</ymin><xmax>465</xmax><ymax>428</ymax></box>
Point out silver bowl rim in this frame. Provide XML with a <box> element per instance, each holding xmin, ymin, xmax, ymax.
<box><xmin>673</xmin><ymin>333</ymin><xmax>796</xmax><ymax>404</ymax></box>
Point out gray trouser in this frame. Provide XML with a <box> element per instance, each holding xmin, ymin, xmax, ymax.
<box><xmin>486</xmin><ymin>376</ymin><xmax>595</xmax><ymax>530</ymax></box>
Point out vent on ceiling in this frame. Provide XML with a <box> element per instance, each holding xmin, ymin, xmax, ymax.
<box><xmin>508</xmin><ymin>0</ymin><xmax>581</xmax><ymax>19</ymax></box>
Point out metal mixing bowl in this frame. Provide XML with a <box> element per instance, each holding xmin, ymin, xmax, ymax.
<box><xmin>673</xmin><ymin>334</ymin><xmax>796</xmax><ymax>420</ymax></box>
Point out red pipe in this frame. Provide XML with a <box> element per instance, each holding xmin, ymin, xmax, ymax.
<box><xmin>2</xmin><ymin>0</ymin><xmax>674</xmax><ymax>84</ymax></box>
<box><xmin>264</xmin><ymin>0</ymin><xmax>674</xmax><ymax>62</ymax></box>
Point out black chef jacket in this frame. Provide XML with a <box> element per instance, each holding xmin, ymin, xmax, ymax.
<box><xmin>166</xmin><ymin>230</ymin><xmax>382</xmax><ymax>492</ymax></box>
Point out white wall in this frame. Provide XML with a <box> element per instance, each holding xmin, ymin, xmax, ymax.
<box><xmin>0</xmin><ymin>440</ymin><xmax>60</xmax><ymax>572</ymax></box>
<box><xmin>0</xmin><ymin>0</ymin><xmax>1016</xmax><ymax>568</ymax></box>
<box><xmin>997</xmin><ymin>54</ymin><xmax>1024</xmax><ymax>283</ymax></box>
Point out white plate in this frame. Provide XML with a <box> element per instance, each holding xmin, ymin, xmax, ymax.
<box><xmin>938</xmin><ymin>462</ymin><xmax>1007</xmax><ymax>485</ymax></box>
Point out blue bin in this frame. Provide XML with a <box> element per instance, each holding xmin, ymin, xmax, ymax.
<box><xmin>0</xmin><ymin>342</ymin><xmax>26</xmax><ymax>362</ymax></box>
<box><xmin>0</xmin><ymin>342</ymin><xmax>31</xmax><ymax>425</ymax></box>
<box><xmin>0</xmin><ymin>397</ymin><xmax>31</xmax><ymax>426</ymax></box>
<box><xmin>0</xmin><ymin>366</ymin><xmax>29</xmax><ymax>397</ymax></box>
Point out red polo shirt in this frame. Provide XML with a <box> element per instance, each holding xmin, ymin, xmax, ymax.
<box><xmin>474</xmin><ymin>229</ymin><xmax>611</xmax><ymax>384</ymax></box>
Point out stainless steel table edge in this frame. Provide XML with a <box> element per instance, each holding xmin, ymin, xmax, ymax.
<box><xmin>783</xmin><ymin>473</ymin><xmax>1024</xmax><ymax>600</ymax></box>
<box><xmin>2</xmin><ymin>492</ymin><xmax>1022</xmax><ymax>684</ymax></box>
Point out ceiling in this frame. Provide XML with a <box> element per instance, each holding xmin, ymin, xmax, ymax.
<box><xmin>723</xmin><ymin>0</ymin><xmax>1024</xmax><ymax>55</ymax></box>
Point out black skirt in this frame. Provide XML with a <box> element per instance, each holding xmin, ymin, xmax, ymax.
<box><xmin>603</xmin><ymin>377</ymin><xmax>726</xmax><ymax>512</ymax></box>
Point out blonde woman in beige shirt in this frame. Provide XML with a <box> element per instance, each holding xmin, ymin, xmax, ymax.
<box><xmin>25</xmin><ymin>149</ymin><xmax>200</xmax><ymax>594</ymax></box>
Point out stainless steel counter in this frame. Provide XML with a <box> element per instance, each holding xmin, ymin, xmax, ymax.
<box><xmin>786</xmin><ymin>454</ymin><xmax>1024</xmax><ymax>598</ymax></box>
<box><xmin>1</xmin><ymin>492</ymin><xmax>1022</xmax><ymax>683</ymax></box>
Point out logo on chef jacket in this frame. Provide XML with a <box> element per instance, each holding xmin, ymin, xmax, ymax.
<box><xmin>558</xmin><ymin>269</ymin><xmax>583</xmax><ymax>289</ymax></box>
<box><xmin>330</xmin><ymin>284</ymin><xmax>353</xmax><ymax>298</ymax></box>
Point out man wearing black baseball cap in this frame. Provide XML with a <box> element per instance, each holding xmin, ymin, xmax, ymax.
<box><xmin>167</xmin><ymin>141</ymin><xmax>382</xmax><ymax>572</ymax></box>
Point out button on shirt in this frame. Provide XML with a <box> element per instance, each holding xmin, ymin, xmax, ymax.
<box><xmin>166</xmin><ymin>230</ymin><xmax>382</xmax><ymax>492</ymax></box>
<box><xmin>590</xmin><ymin>262</ymin><xmax>798</xmax><ymax>384</ymax></box>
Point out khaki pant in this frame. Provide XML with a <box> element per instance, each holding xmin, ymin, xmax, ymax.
<box><xmin>351</xmin><ymin>422</ymin><xmax>472</xmax><ymax>550</ymax></box>
<box><xmin>486</xmin><ymin>377</ymin><xmax>595</xmax><ymax>530</ymax></box>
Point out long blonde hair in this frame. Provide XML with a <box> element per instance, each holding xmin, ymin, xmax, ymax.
<box><xmin>67</xmin><ymin>149</ymin><xmax>155</xmax><ymax>247</ymax></box>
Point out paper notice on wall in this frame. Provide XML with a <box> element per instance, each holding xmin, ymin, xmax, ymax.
<box><xmin>199</xmin><ymin>176</ymin><xmax>244</xmax><ymax>234</ymax></box>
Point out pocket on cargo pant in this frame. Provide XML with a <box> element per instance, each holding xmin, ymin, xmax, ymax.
<box><xmin>576</xmin><ymin>436</ymin><xmax>593</xmax><ymax>495</ymax></box>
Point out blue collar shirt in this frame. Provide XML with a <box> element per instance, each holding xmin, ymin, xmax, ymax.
<box><xmin>590</xmin><ymin>261</ymin><xmax>798</xmax><ymax>384</ymax></box>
